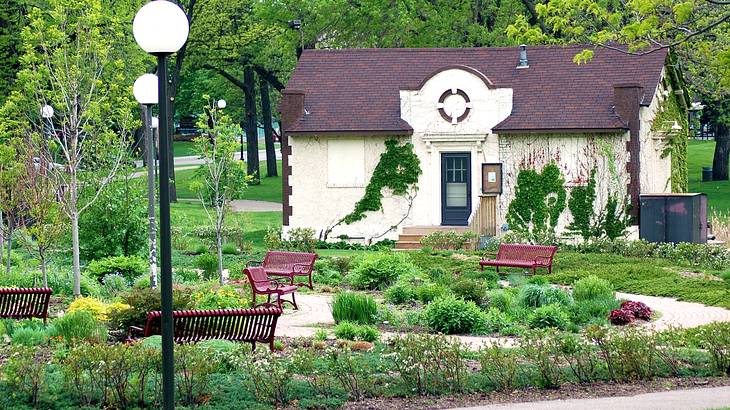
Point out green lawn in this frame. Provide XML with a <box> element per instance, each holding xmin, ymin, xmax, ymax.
<box><xmin>174</xmin><ymin>161</ymin><xmax>282</xmax><ymax>203</ymax></box>
<box><xmin>688</xmin><ymin>139</ymin><xmax>730</xmax><ymax>213</ymax></box>
<box><xmin>172</xmin><ymin>140</ymin><xmax>280</xmax><ymax>158</ymax></box>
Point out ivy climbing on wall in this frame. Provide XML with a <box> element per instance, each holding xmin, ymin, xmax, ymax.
<box><xmin>566</xmin><ymin>167</ymin><xmax>631</xmax><ymax>241</ymax></box>
<box><xmin>567</xmin><ymin>168</ymin><xmax>597</xmax><ymax>239</ymax></box>
<box><xmin>506</xmin><ymin>162</ymin><xmax>566</xmax><ymax>242</ymax></box>
<box><xmin>652</xmin><ymin>90</ymin><xmax>688</xmax><ymax>193</ymax></box>
<box><xmin>342</xmin><ymin>139</ymin><xmax>422</xmax><ymax>225</ymax></box>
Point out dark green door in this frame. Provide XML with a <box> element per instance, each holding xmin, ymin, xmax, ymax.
<box><xmin>441</xmin><ymin>153</ymin><xmax>471</xmax><ymax>226</ymax></box>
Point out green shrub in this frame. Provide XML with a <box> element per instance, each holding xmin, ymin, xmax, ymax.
<box><xmin>174</xmin><ymin>268</ymin><xmax>201</xmax><ymax>283</ymax></box>
<box><xmin>384</xmin><ymin>282</ymin><xmax>416</xmax><ymax>304</ymax></box>
<box><xmin>586</xmin><ymin>325</ymin><xmax>658</xmax><ymax>382</ymax></box>
<box><xmin>420</xmin><ymin>230</ymin><xmax>477</xmax><ymax>250</ymax></box>
<box><xmin>482</xmin><ymin>307</ymin><xmax>514</xmax><ymax>334</ymax></box>
<box><xmin>238</xmin><ymin>347</ymin><xmax>293</xmax><ymax>406</ymax></box>
<box><xmin>50</xmin><ymin>310</ymin><xmax>108</xmax><ymax>344</ymax></box>
<box><xmin>572</xmin><ymin>275</ymin><xmax>614</xmax><ymax>302</ymax></box>
<box><xmin>518</xmin><ymin>284</ymin><xmax>572</xmax><ymax>308</ymax></box>
<box><xmin>520</xmin><ymin>329</ymin><xmax>563</xmax><ymax>388</ymax></box>
<box><xmin>11</xmin><ymin>327</ymin><xmax>49</xmax><ymax>346</ymax></box>
<box><xmin>350</xmin><ymin>252</ymin><xmax>419</xmax><ymax>290</ymax></box>
<box><xmin>112</xmin><ymin>287</ymin><xmax>194</xmax><ymax>330</ymax></box>
<box><xmin>333</xmin><ymin>321</ymin><xmax>380</xmax><ymax>342</ymax></box>
<box><xmin>479</xmin><ymin>344</ymin><xmax>521</xmax><ymax>391</ymax></box>
<box><xmin>528</xmin><ymin>304</ymin><xmax>570</xmax><ymax>330</ymax></box>
<box><xmin>331</xmin><ymin>291</ymin><xmax>377</xmax><ymax>325</ymax></box>
<box><xmin>388</xmin><ymin>334</ymin><xmax>468</xmax><ymax>394</ymax></box>
<box><xmin>486</xmin><ymin>289</ymin><xmax>516</xmax><ymax>313</ymax></box>
<box><xmin>416</xmin><ymin>283</ymin><xmax>451</xmax><ymax>303</ymax></box>
<box><xmin>695</xmin><ymin>322</ymin><xmax>730</xmax><ymax>375</ymax></box>
<box><xmin>192</xmin><ymin>285</ymin><xmax>249</xmax><ymax>309</ymax></box>
<box><xmin>78</xmin><ymin>178</ymin><xmax>147</xmax><ymax>260</ymax></box>
<box><xmin>3</xmin><ymin>345</ymin><xmax>47</xmax><ymax>406</ymax></box>
<box><xmin>570</xmin><ymin>298</ymin><xmax>619</xmax><ymax>325</ymax></box>
<box><xmin>101</xmin><ymin>273</ymin><xmax>130</xmax><ymax>298</ymax></box>
<box><xmin>222</xmin><ymin>243</ymin><xmax>239</xmax><ymax>255</ymax></box>
<box><xmin>450</xmin><ymin>278</ymin><xmax>487</xmax><ymax>304</ymax></box>
<box><xmin>86</xmin><ymin>255</ymin><xmax>147</xmax><ymax>282</ymax></box>
<box><xmin>264</xmin><ymin>226</ymin><xmax>317</xmax><ymax>253</ymax></box>
<box><xmin>195</xmin><ymin>253</ymin><xmax>218</xmax><ymax>279</ymax></box>
<box><xmin>423</xmin><ymin>295</ymin><xmax>485</xmax><ymax>334</ymax></box>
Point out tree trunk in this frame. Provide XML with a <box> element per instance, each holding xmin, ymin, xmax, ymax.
<box><xmin>71</xmin><ymin>212</ymin><xmax>81</xmax><ymax>296</ymax></box>
<box><xmin>259</xmin><ymin>78</ymin><xmax>278</xmax><ymax>177</ymax></box>
<box><xmin>244</xmin><ymin>66</ymin><xmax>259</xmax><ymax>179</ymax></box>
<box><xmin>5</xmin><ymin>228</ymin><xmax>11</xmax><ymax>274</ymax></box>
<box><xmin>144</xmin><ymin>105</ymin><xmax>159</xmax><ymax>289</ymax></box>
<box><xmin>712</xmin><ymin>123</ymin><xmax>729</xmax><ymax>181</ymax></box>
<box><xmin>260</xmin><ymin>78</ymin><xmax>277</xmax><ymax>177</ymax></box>
<box><xmin>166</xmin><ymin>76</ymin><xmax>178</xmax><ymax>201</ymax></box>
<box><xmin>0</xmin><ymin>211</ymin><xmax>4</xmax><ymax>270</ymax></box>
<box><xmin>216</xmin><ymin>228</ymin><xmax>224</xmax><ymax>285</ymax></box>
<box><xmin>39</xmin><ymin>250</ymin><xmax>47</xmax><ymax>288</ymax></box>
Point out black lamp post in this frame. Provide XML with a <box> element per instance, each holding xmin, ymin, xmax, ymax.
<box><xmin>133</xmin><ymin>73</ymin><xmax>160</xmax><ymax>290</ymax></box>
<box><xmin>133</xmin><ymin>2</ymin><xmax>189</xmax><ymax>409</ymax></box>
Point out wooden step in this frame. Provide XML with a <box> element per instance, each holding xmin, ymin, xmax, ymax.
<box><xmin>394</xmin><ymin>241</ymin><xmax>422</xmax><ymax>250</ymax></box>
<box><xmin>401</xmin><ymin>226</ymin><xmax>471</xmax><ymax>235</ymax></box>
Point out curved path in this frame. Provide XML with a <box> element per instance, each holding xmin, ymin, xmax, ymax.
<box><xmin>276</xmin><ymin>292</ymin><xmax>730</xmax><ymax>347</ymax></box>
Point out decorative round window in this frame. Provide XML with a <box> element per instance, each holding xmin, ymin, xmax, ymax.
<box><xmin>437</xmin><ymin>88</ymin><xmax>472</xmax><ymax>124</ymax></box>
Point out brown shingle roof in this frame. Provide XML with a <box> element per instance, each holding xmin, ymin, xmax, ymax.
<box><xmin>284</xmin><ymin>45</ymin><xmax>668</xmax><ymax>135</ymax></box>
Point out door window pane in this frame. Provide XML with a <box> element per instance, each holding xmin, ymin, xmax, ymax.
<box><xmin>446</xmin><ymin>182</ymin><xmax>467</xmax><ymax>207</ymax></box>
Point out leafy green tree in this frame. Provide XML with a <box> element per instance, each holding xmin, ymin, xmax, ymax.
<box><xmin>190</xmin><ymin>98</ymin><xmax>251</xmax><ymax>284</ymax></box>
<box><xmin>2</xmin><ymin>0</ymin><xmax>139</xmax><ymax>295</ymax></box>
<box><xmin>0</xmin><ymin>138</ymin><xmax>25</xmax><ymax>273</ymax></box>
<box><xmin>506</xmin><ymin>0</ymin><xmax>729</xmax><ymax>179</ymax></box>
<box><xmin>0</xmin><ymin>0</ymin><xmax>28</xmax><ymax>105</ymax></box>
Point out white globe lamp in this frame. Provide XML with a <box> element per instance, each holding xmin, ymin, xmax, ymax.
<box><xmin>151</xmin><ymin>116</ymin><xmax>159</xmax><ymax>129</ymax></box>
<box><xmin>217</xmin><ymin>99</ymin><xmax>227</xmax><ymax>109</ymax></box>
<box><xmin>133</xmin><ymin>1</ymin><xmax>189</xmax><ymax>55</ymax></box>
<box><xmin>133</xmin><ymin>74</ymin><xmax>159</xmax><ymax>105</ymax></box>
<box><xmin>40</xmin><ymin>104</ymin><xmax>54</xmax><ymax>119</ymax></box>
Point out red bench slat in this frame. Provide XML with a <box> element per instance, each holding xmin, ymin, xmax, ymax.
<box><xmin>138</xmin><ymin>308</ymin><xmax>282</xmax><ymax>350</ymax></box>
<box><xmin>480</xmin><ymin>244</ymin><xmax>557</xmax><ymax>275</ymax></box>
<box><xmin>0</xmin><ymin>288</ymin><xmax>53</xmax><ymax>323</ymax></box>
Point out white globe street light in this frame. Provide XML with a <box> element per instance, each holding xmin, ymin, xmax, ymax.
<box><xmin>217</xmin><ymin>99</ymin><xmax>227</xmax><ymax>109</ymax></box>
<box><xmin>133</xmin><ymin>74</ymin><xmax>159</xmax><ymax>105</ymax></box>
<box><xmin>40</xmin><ymin>104</ymin><xmax>54</xmax><ymax>119</ymax></box>
<box><xmin>151</xmin><ymin>116</ymin><xmax>159</xmax><ymax>129</ymax></box>
<box><xmin>133</xmin><ymin>2</ymin><xmax>189</xmax><ymax>408</ymax></box>
<box><xmin>133</xmin><ymin>0</ymin><xmax>189</xmax><ymax>55</ymax></box>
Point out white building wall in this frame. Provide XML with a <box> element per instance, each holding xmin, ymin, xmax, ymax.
<box><xmin>400</xmin><ymin>68</ymin><xmax>513</xmax><ymax>228</ymax></box>
<box><xmin>639</xmin><ymin>68</ymin><xmax>674</xmax><ymax>194</ymax></box>
<box><xmin>287</xmin><ymin>135</ymin><xmax>414</xmax><ymax>241</ymax></box>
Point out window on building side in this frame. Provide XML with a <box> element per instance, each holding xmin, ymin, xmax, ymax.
<box><xmin>327</xmin><ymin>137</ymin><xmax>365</xmax><ymax>187</ymax></box>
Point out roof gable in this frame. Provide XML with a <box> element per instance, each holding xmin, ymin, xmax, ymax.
<box><xmin>283</xmin><ymin>45</ymin><xmax>668</xmax><ymax>135</ymax></box>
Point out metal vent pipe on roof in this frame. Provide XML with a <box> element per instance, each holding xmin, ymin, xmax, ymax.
<box><xmin>518</xmin><ymin>44</ymin><xmax>529</xmax><ymax>68</ymax></box>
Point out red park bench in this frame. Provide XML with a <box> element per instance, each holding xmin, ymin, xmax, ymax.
<box><xmin>128</xmin><ymin>307</ymin><xmax>283</xmax><ymax>350</ymax></box>
<box><xmin>247</xmin><ymin>251</ymin><xmax>318</xmax><ymax>289</ymax></box>
<box><xmin>242</xmin><ymin>266</ymin><xmax>298</xmax><ymax>310</ymax></box>
<box><xmin>479</xmin><ymin>244</ymin><xmax>558</xmax><ymax>275</ymax></box>
<box><xmin>0</xmin><ymin>288</ymin><xmax>53</xmax><ymax>324</ymax></box>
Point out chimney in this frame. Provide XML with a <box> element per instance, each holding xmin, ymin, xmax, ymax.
<box><xmin>613</xmin><ymin>83</ymin><xmax>644</xmax><ymax>222</ymax></box>
<box><xmin>279</xmin><ymin>89</ymin><xmax>305</xmax><ymax>133</ymax></box>
<box><xmin>517</xmin><ymin>44</ymin><xmax>529</xmax><ymax>68</ymax></box>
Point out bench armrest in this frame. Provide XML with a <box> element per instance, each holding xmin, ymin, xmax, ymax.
<box><xmin>128</xmin><ymin>325</ymin><xmax>145</xmax><ymax>340</ymax></box>
<box><xmin>246</xmin><ymin>260</ymin><xmax>264</xmax><ymax>267</ymax></box>
<box><xmin>534</xmin><ymin>256</ymin><xmax>552</xmax><ymax>265</ymax></box>
<box><xmin>292</xmin><ymin>263</ymin><xmax>313</xmax><ymax>274</ymax></box>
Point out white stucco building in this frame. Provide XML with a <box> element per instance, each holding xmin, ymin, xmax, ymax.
<box><xmin>278</xmin><ymin>45</ymin><xmax>686</xmax><ymax>246</ymax></box>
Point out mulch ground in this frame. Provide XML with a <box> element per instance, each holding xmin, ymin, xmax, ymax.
<box><xmin>341</xmin><ymin>377</ymin><xmax>730</xmax><ymax>410</ymax></box>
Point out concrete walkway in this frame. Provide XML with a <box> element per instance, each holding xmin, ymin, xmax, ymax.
<box><xmin>229</xmin><ymin>199</ymin><xmax>282</xmax><ymax>213</ymax></box>
<box><xmin>450</xmin><ymin>386</ymin><xmax>730</xmax><ymax>410</ymax></box>
<box><xmin>276</xmin><ymin>291</ymin><xmax>730</xmax><ymax>347</ymax></box>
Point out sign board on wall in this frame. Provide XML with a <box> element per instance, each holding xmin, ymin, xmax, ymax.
<box><xmin>482</xmin><ymin>163</ymin><xmax>502</xmax><ymax>194</ymax></box>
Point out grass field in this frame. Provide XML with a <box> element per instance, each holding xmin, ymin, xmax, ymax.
<box><xmin>172</xmin><ymin>140</ymin><xmax>280</xmax><ymax>158</ymax></box>
<box><xmin>174</xmin><ymin>161</ymin><xmax>282</xmax><ymax>203</ymax></box>
<box><xmin>688</xmin><ymin>139</ymin><xmax>730</xmax><ymax>213</ymax></box>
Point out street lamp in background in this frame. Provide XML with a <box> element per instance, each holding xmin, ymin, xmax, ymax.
<box><xmin>216</xmin><ymin>99</ymin><xmax>227</xmax><ymax>109</ymax></box>
<box><xmin>133</xmin><ymin>1</ymin><xmax>189</xmax><ymax>408</ymax></box>
<box><xmin>40</xmin><ymin>105</ymin><xmax>54</xmax><ymax>168</ymax></box>
<box><xmin>133</xmin><ymin>73</ymin><xmax>159</xmax><ymax>291</ymax></box>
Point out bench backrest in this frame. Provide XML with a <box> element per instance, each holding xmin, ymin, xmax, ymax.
<box><xmin>0</xmin><ymin>288</ymin><xmax>52</xmax><ymax>321</ymax></box>
<box><xmin>143</xmin><ymin>307</ymin><xmax>283</xmax><ymax>344</ymax></box>
<box><xmin>263</xmin><ymin>251</ymin><xmax>317</xmax><ymax>272</ymax></box>
<box><xmin>497</xmin><ymin>244</ymin><xmax>557</xmax><ymax>263</ymax></box>
<box><xmin>244</xmin><ymin>267</ymin><xmax>273</xmax><ymax>292</ymax></box>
